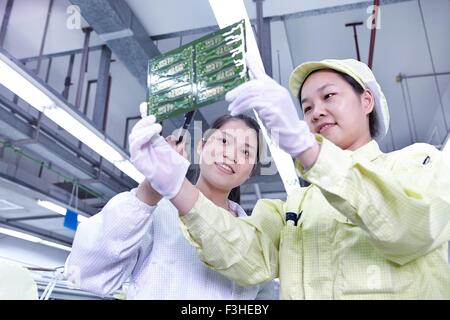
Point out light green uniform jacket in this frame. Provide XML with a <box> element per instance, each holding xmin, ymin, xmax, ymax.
<box><xmin>180</xmin><ymin>137</ymin><xmax>450</xmax><ymax>299</ymax></box>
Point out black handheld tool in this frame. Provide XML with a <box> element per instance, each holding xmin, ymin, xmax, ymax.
<box><xmin>176</xmin><ymin>110</ymin><xmax>196</xmax><ymax>145</ymax></box>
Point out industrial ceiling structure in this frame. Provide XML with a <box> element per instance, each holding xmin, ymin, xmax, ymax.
<box><xmin>0</xmin><ymin>0</ymin><xmax>449</xmax><ymax>271</ymax></box>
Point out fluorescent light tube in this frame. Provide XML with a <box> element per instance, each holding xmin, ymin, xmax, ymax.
<box><xmin>0</xmin><ymin>59</ymin><xmax>54</xmax><ymax>112</ymax></box>
<box><xmin>113</xmin><ymin>160</ymin><xmax>145</xmax><ymax>183</ymax></box>
<box><xmin>37</xmin><ymin>199</ymin><xmax>89</xmax><ymax>223</ymax></box>
<box><xmin>0</xmin><ymin>226</ymin><xmax>41</xmax><ymax>242</ymax></box>
<box><xmin>37</xmin><ymin>200</ymin><xmax>66</xmax><ymax>216</ymax></box>
<box><xmin>40</xmin><ymin>240</ymin><xmax>72</xmax><ymax>252</ymax></box>
<box><xmin>208</xmin><ymin>0</ymin><xmax>300</xmax><ymax>194</ymax></box>
<box><xmin>0</xmin><ymin>226</ymin><xmax>72</xmax><ymax>252</ymax></box>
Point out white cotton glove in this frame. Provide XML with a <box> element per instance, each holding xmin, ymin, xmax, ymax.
<box><xmin>129</xmin><ymin>113</ymin><xmax>190</xmax><ymax>199</ymax></box>
<box><xmin>225</xmin><ymin>59</ymin><xmax>316</xmax><ymax>158</ymax></box>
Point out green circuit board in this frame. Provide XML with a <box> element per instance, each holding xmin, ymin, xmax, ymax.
<box><xmin>147</xmin><ymin>20</ymin><xmax>248</xmax><ymax>121</ymax></box>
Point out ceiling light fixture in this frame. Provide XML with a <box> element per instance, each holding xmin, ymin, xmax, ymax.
<box><xmin>0</xmin><ymin>49</ymin><xmax>144</xmax><ymax>183</ymax></box>
<box><xmin>37</xmin><ymin>199</ymin><xmax>88</xmax><ymax>223</ymax></box>
<box><xmin>208</xmin><ymin>0</ymin><xmax>300</xmax><ymax>193</ymax></box>
<box><xmin>0</xmin><ymin>226</ymin><xmax>71</xmax><ymax>252</ymax></box>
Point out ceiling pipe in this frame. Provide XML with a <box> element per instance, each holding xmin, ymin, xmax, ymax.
<box><xmin>345</xmin><ymin>22</ymin><xmax>363</xmax><ymax>61</ymax></box>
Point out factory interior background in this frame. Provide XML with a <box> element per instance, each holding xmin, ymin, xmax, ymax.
<box><xmin>0</xmin><ymin>0</ymin><xmax>449</xmax><ymax>299</ymax></box>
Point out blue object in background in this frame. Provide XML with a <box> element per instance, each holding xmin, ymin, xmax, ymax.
<box><xmin>64</xmin><ymin>209</ymin><xmax>78</xmax><ymax>231</ymax></box>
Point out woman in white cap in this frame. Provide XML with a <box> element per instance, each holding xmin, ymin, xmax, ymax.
<box><xmin>134</xmin><ymin>58</ymin><xmax>450</xmax><ymax>299</ymax></box>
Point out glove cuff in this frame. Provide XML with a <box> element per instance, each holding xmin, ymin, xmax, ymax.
<box><xmin>290</xmin><ymin>131</ymin><xmax>317</xmax><ymax>158</ymax></box>
<box><xmin>168</xmin><ymin>157</ymin><xmax>190</xmax><ymax>199</ymax></box>
<box><xmin>279</xmin><ymin>120</ymin><xmax>316</xmax><ymax>157</ymax></box>
<box><xmin>152</xmin><ymin>156</ymin><xmax>191</xmax><ymax>200</ymax></box>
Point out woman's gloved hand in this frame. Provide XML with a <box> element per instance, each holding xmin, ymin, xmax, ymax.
<box><xmin>139</xmin><ymin>102</ymin><xmax>189</xmax><ymax>160</ymax></box>
<box><xmin>129</xmin><ymin>112</ymin><xmax>190</xmax><ymax>199</ymax></box>
<box><xmin>226</xmin><ymin>58</ymin><xmax>316</xmax><ymax>158</ymax></box>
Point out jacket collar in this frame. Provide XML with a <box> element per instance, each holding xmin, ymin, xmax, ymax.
<box><xmin>228</xmin><ymin>200</ymin><xmax>248</xmax><ymax>217</ymax></box>
<box><xmin>352</xmin><ymin>139</ymin><xmax>383</xmax><ymax>161</ymax></box>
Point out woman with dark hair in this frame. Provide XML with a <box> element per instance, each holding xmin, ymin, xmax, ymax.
<box><xmin>138</xmin><ymin>58</ymin><xmax>450</xmax><ymax>299</ymax></box>
<box><xmin>65</xmin><ymin>110</ymin><xmax>276</xmax><ymax>300</ymax></box>
<box><xmin>192</xmin><ymin>114</ymin><xmax>261</xmax><ymax>205</ymax></box>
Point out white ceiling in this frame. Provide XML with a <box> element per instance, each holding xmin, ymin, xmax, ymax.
<box><xmin>126</xmin><ymin>0</ymin><xmax>373</xmax><ymax>36</ymax></box>
<box><xmin>0</xmin><ymin>0</ymin><xmax>102</xmax><ymax>59</ymax></box>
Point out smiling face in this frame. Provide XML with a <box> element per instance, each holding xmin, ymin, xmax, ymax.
<box><xmin>197</xmin><ymin>119</ymin><xmax>258</xmax><ymax>192</ymax></box>
<box><xmin>300</xmin><ymin>69</ymin><xmax>374</xmax><ymax>150</ymax></box>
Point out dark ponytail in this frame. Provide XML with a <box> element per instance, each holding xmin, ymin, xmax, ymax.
<box><xmin>228</xmin><ymin>186</ymin><xmax>241</xmax><ymax>204</ymax></box>
<box><xmin>188</xmin><ymin>174</ymin><xmax>242</xmax><ymax>204</ymax></box>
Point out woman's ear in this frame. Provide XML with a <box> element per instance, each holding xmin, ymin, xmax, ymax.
<box><xmin>361</xmin><ymin>89</ymin><xmax>375</xmax><ymax>115</ymax></box>
<box><xmin>196</xmin><ymin>138</ymin><xmax>205</xmax><ymax>157</ymax></box>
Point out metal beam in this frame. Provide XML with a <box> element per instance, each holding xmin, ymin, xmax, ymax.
<box><xmin>0</xmin><ymin>219</ymin><xmax>72</xmax><ymax>246</ymax></box>
<box><xmin>260</xmin><ymin>18</ymin><xmax>272</xmax><ymax>77</ymax></box>
<box><xmin>0</xmin><ymin>0</ymin><xmax>14</xmax><ymax>48</ymax></box>
<box><xmin>151</xmin><ymin>25</ymin><xmax>220</xmax><ymax>41</ymax></box>
<box><xmin>35</xmin><ymin>0</ymin><xmax>54</xmax><ymax>74</ymax></box>
<box><xmin>254</xmin><ymin>0</ymin><xmax>272</xmax><ymax>76</ymax></box>
<box><xmin>20</xmin><ymin>45</ymin><xmax>103</xmax><ymax>63</ymax></box>
<box><xmin>69</xmin><ymin>0</ymin><xmax>159</xmax><ymax>86</ymax></box>
<box><xmin>123</xmin><ymin>115</ymin><xmax>140</xmax><ymax>150</ymax></box>
<box><xmin>397</xmin><ymin>78</ymin><xmax>415</xmax><ymax>144</ymax></box>
<box><xmin>62</xmin><ymin>54</ymin><xmax>75</xmax><ymax>99</ymax></box>
<box><xmin>6</xmin><ymin>214</ymin><xmax>62</xmax><ymax>222</ymax></box>
<box><xmin>397</xmin><ymin>71</ymin><xmax>450</xmax><ymax>80</ymax></box>
<box><xmin>75</xmin><ymin>27</ymin><xmax>92</xmax><ymax>110</ymax></box>
<box><xmin>93</xmin><ymin>45</ymin><xmax>112</xmax><ymax>131</ymax></box>
<box><xmin>44</xmin><ymin>57</ymin><xmax>52</xmax><ymax>83</ymax></box>
<box><xmin>82</xmin><ymin>79</ymin><xmax>96</xmax><ymax>114</ymax></box>
<box><xmin>102</xmin><ymin>75</ymin><xmax>112</xmax><ymax>132</ymax></box>
<box><xmin>254</xmin><ymin>0</ymin><xmax>264</xmax><ymax>48</ymax></box>
<box><xmin>282</xmin><ymin>17</ymin><xmax>295</xmax><ymax>74</ymax></box>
